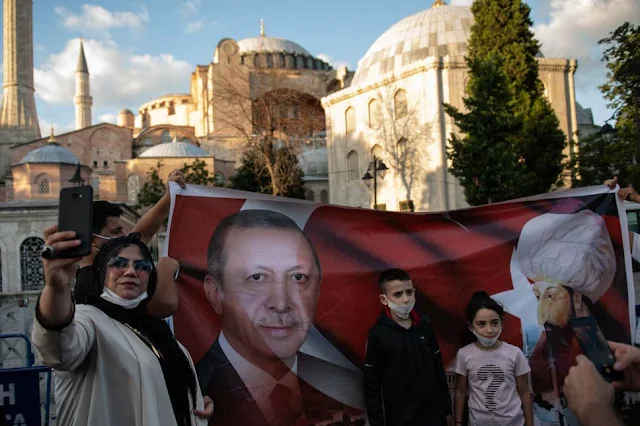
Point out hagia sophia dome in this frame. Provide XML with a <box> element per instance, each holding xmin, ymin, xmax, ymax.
<box><xmin>352</xmin><ymin>4</ymin><xmax>473</xmax><ymax>86</ymax></box>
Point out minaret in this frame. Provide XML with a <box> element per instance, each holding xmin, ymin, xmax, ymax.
<box><xmin>0</xmin><ymin>0</ymin><xmax>41</xmax><ymax>174</ymax></box>
<box><xmin>74</xmin><ymin>38</ymin><xmax>92</xmax><ymax>130</ymax></box>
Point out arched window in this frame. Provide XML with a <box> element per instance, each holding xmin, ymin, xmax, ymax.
<box><xmin>541</xmin><ymin>81</ymin><xmax>549</xmax><ymax>99</ymax></box>
<box><xmin>347</xmin><ymin>150</ymin><xmax>359</xmax><ymax>182</ymax></box>
<box><xmin>320</xmin><ymin>190</ymin><xmax>329</xmax><ymax>203</ymax></box>
<box><xmin>371</xmin><ymin>144</ymin><xmax>384</xmax><ymax>160</ymax></box>
<box><xmin>214</xmin><ymin>172</ymin><xmax>225</xmax><ymax>186</ymax></box>
<box><xmin>306</xmin><ymin>190</ymin><xmax>315</xmax><ymax>201</ymax></box>
<box><xmin>266</xmin><ymin>54</ymin><xmax>274</xmax><ymax>68</ymax></box>
<box><xmin>368</xmin><ymin>99</ymin><xmax>381</xmax><ymax>128</ymax></box>
<box><xmin>21</xmin><ymin>237</ymin><xmax>44</xmax><ymax>291</ymax></box>
<box><xmin>127</xmin><ymin>175</ymin><xmax>141</xmax><ymax>203</ymax></box>
<box><xmin>254</xmin><ymin>54</ymin><xmax>260</xmax><ymax>67</ymax></box>
<box><xmin>39</xmin><ymin>178</ymin><xmax>50</xmax><ymax>194</ymax></box>
<box><xmin>345</xmin><ymin>107</ymin><xmax>356</xmax><ymax>134</ymax></box>
<box><xmin>394</xmin><ymin>89</ymin><xmax>408</xmax><ymax>119</ymax></box>
<box><xmin>0</xmin><ymin>246</ymin><xmax>3</xmax><ymax>292</ymax></box>
<box><xmin>161</xmin><ymin>130</ymin><xmax>171</xmax><ymax>144</ymax></box>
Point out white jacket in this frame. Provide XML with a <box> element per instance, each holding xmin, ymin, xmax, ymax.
<box><xmin>32</xmin><ymin>304</ymin><xmax>208</xmax><ymax>426</ymax></box>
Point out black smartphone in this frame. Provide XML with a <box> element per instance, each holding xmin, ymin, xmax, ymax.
<box><xmin>570</xmin><ymin>316</ymin><xmax>624</xmax><ymax>382</ymax></box>
<box><xmin>57</xmin><ymin>185</ymin><xmax>93</xmax><ymax>258</ymax></box>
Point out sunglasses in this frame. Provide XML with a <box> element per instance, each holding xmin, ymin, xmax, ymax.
<box><xmin>106</xmin><ymin>256</ymin><xmax>153</xmax><ymax>273</ymax></box>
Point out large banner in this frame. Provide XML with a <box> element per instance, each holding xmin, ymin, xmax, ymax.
<box><xmin>165</xmin><ymin>184</ymin><xmax>636</xmax><ymax>426</ymax></box>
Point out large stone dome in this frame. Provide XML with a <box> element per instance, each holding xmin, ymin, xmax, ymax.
<box><xmin>352</xmin><ymin>4</ymin><xmax>473</xmax><ymax>86</ymax></box>
<box><xmin>139</xmin><ymin>138</ymin><xmax>209</xmax><ymax>158</ymax></box>
<box><xmin>20</xmin><ymin>141</ymin><xmax>80</xmax><ymax>165</ymax></box>
<box><xmin>238</xmin><ymin>36</ymin><xmax>312</xmax><ymax>57</ymax></box>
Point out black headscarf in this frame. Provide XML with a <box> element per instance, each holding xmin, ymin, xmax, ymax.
<box><xmin>87</xmin><ymin>233</ymin><xmax>196</xmax><ymax>426</ymax></box>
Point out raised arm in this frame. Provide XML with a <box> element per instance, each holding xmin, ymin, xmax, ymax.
<box><xmin>32</xmin><ymin>226</ymin><xmax>97</xmax><ymax>371</ymax></box>
<box><xmin>133</xmin><ymin>169</ymin><xmax>185</xmax><ymax>244</ymax></box>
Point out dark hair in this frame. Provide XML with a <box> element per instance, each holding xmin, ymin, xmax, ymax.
<box><xmin>465</xmin><ymin>291</ymin><xmax>504</xmax><ymax>323</ymax></box>
<box><xmin>92</xmin><ymin>201</ymin><xmax>123</xmax><ymax>234</ymax></box>
<box><xmin>206</xmin><ymin>209</ymin><xmax>321</xmax><ymax>285</ymax></box>
<box><xmin>378</xmin><ymin>268</ymin><xmax>412</xmax><ymax>293</ymax></box>
<box><xmin>92</xmin><ymin>233</ymin><xmax>158</xmax><ymax>300</ymax></box>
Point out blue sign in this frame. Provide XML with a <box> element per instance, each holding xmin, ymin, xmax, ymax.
<box><xmin>0</xmin><ymin>367</ymin><xmax>46</xmax><ymax>426</ymax></box>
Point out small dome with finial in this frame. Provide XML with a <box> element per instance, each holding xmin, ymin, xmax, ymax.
<box><xmin>20</xmin><ymin>127</ymin><xmax>81</xmax><ymax>165</ymax></box>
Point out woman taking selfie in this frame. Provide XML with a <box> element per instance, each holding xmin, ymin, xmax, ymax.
<box><xmin>32</xmin><ymin>227</ymin><xmax>213</xmax><ymax>426</ymax></box>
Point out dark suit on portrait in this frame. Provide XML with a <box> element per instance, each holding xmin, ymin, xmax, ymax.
<box><xmin>196</xmin><ymin>339</ymin><xmax>364</xmax><ymax>426</ymax></box>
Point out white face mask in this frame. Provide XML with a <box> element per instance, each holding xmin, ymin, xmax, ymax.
<box><xmin>471</xmin><ymin>328</ymin><xmax>502</xmax><ymax>348</ymax></box>
<box><xmin>384</xmin><ymin>296</ymin><xmax>415</xmax><ymax>320</ymax></box>
<box><xmin>100</xmin><ymin>287</ymin><xmax>148</xmax><ymax>309</ymax></box>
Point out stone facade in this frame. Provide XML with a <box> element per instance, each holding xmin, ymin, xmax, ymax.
<box><xmin>322</xmin><ymin>5</ymin><xmax>579</xmax><ymax>212</ymax></box>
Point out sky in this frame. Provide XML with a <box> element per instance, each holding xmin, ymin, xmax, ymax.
<box><xmin>3</xmin><ymin>0</ymin><xmax>640</xmax><ymax>135</ymax></box>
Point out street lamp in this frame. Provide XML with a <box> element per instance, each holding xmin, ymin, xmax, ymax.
<box><xmin>362</xmin><ymin>155</ymin><xmax>388</xmax><ymax>209</ymax></box>
<box><xmin>600</xmin><ymin>122</ymin><xmax>616</xmax><ymax>144</ymax></box>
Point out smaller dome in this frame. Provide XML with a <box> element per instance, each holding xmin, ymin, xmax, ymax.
<box><xmin>238</xmin><ymin>37</ymin><xmax>312</xmax><ymax>57</ymax></box>
<box><xmin>20</xmin><ymin>142</ymin><xmax>80</xmax><ymax>165</ymax></box>
<box><xmin>139</xmin><ymin>138</ymin><xmax>209</xmax><ymax>158</ymax></box>
<box><xmin>119</xmin><ymin>108</ymin><xmax>133</xmax><ymax>115</ymax></box>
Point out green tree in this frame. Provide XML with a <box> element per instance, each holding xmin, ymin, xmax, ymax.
<box><xmin>598</xmin><ymin>22</ymin><xmax>640</xmax><ymax>184</ymax></box>
<box><xmin>571</xmin><ymin>127</ymin><xmax>633</xmax><ymax>187</ymax></box>
<box><xmin>450</xmin><ymin>0</ymin><xmax>566</xmax><ymax>201</ymax></box>
<box><xmin>230</xmin><ymin>142</ymin><xmax>306</xmax><ymax>199</ymax></box>
<box><xmin>137</xmin><ymin>162</ymin><xmax>166</xmax><ymax>208</ymax></box>
<box><xmin>181</xmin><ymin>159</ymin><xmax>218</xmax><ymax>186</ymax></box>
<box><xmin>445</xmin><ymin>57</ymin><xmax>522</xmax><ymax>205</ymax></box>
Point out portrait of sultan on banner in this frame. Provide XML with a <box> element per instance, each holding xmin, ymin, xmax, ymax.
<box><xmin>164</xmin><ymin>184</ymin><xmax>635</xmax><ymax>426</ymax></box>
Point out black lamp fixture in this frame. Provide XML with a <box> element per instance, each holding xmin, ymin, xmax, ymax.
<box><xmin>69</xmin><ymin>163</ymin><xmax>84</xmax><ymax>186</ymax></box>
<box><xmin>362</xmin><ymin>155</ymin><xmax>388</xmax><ymax>209</ymax></box>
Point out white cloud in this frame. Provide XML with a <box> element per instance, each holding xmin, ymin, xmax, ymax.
<box><xmin>450</xmin><ymin>0</ymin><xmax>473</xmax><ymax>5</ymax></box>
<box><xmin>533</xmin><ymin>0</ymin><xmax>640</xmax><ymax>121</ymax></box>
<box><xmin>98</xmin><ymin>113</ymin><xmax>117</xmax><ymax>123</ymax></box>
<box><xmin>54</xmin><ymin>5</ymin><xmax>149</xmax><ymax>37</ymax></box>
<box><xmin>34</xmin><ymin>38</ymin><xmax>193</xmax><ymax>111</ymax></box>
<box><xmin>185</xmin><ymin>21</ymin><xmax>204</xmax><ymax>33</ymax></box>
<box><xmin>316</xmin><ymin>53</ymin><xmax>351</xmax><ymax>70</ymax></box>
<box><xmin>182</xmin><ymin>0</ymin><xmax>202</xmax><ymax>15</ymax></box>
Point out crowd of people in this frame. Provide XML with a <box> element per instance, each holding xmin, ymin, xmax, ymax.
<box><xmin>27</xmin><ymin>175</ymin><xmax>640</xmax><ymax>426</ymax></box>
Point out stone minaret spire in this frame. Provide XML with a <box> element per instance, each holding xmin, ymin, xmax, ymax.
<box><xmin>0</xmin><ymin>0</ymin><xmax>41</xmax><ymax>174</ymax></box>
<box><xmin>74</xmin><ymin>38</ymin><xmax>92</xmax><ymax>130</ymax></box>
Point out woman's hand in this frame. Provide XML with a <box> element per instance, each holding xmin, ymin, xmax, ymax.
<box><xmin>42</xmin><ymin>225</ymin><xmax>82</xmax><ymax>292</ymax></box>
<box><xmin>194</xmin><ymin>395</ymin><xmax>214</xmax><ymax>419</ymax></box>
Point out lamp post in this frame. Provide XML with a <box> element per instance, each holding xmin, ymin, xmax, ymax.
<box><xmin>362</xmin><ymin>155</ymin><xmax>388</xmax><ymax>209</ymax></box>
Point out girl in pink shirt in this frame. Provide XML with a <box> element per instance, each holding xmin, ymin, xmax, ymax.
<box><xmin>454</xmin><ymin>291</ymin><xmax>534</xmax><ymax>426</ymax></box>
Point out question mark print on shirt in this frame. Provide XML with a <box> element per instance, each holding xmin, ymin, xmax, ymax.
<box><xmin>477</xmin><ymin>365</ymin><xmax>505</xmax><ymax>413</ymax></box>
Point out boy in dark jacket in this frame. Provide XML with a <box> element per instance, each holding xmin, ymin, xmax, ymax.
<box><xmin>364</xmin><ymin>268</ymin><xmax>453</xmax><ymax>426</ymax></box>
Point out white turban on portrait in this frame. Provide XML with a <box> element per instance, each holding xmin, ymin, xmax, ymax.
<box><xmin>516</xmin><ymin>210</ymin><xmax>616</xmax><ymax>303</ymax></box>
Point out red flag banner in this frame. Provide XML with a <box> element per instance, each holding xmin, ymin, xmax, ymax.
<box><xmin>165</xmin><ymin>184</ymin><xmax>635</xmax><ymax>426</ymax></box>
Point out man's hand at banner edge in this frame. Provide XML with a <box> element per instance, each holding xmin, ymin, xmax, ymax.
<box><xmin>564</xmin><ymin>355</ymin><xmax>619</xmax><ymax>426</ymax></box>
<box><xmin>194</xmin><ymin>395</ymin><xmax>214</xmax><ymax>419</ymax></box>
<box><xmin>604</xmin><ymin>176</ymin><xmax>640</xmax><ymax>203</ymax></box>
<box><xmin>610</xmin><ymin>341</ymin><xmax>640</xmax><ymax>392</ymax></box>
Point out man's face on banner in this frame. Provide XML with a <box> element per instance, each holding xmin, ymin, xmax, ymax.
<box><xmin>533</xmin><ymin>282</ymin><xmax>572</xmax><ymax>328</ymax></box>
<box><xmin>206</xmin><ymin>226</ymin><xmax>321</xmax><ymax>360</ymax></box>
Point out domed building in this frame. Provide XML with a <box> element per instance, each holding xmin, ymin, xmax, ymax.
<box><xmin>9</xmin><ymin>130</ymin><xmax>91</xmax><ymax>201</ymax></box>
<box><xmin>322</xmin><ymin>0</ymin><xmax>579</xmax><ymax>212</ymax></box>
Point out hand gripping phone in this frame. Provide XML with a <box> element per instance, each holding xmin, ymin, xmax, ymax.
<box><xmin>57</xmin><ymin>185</ymin><xmax>93</xmax><ymax>258</ymax></box>
<box><xmin>570</xmin><ymin>316</ymin><xmax>624</xmax><ymax>382</ymax></box>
